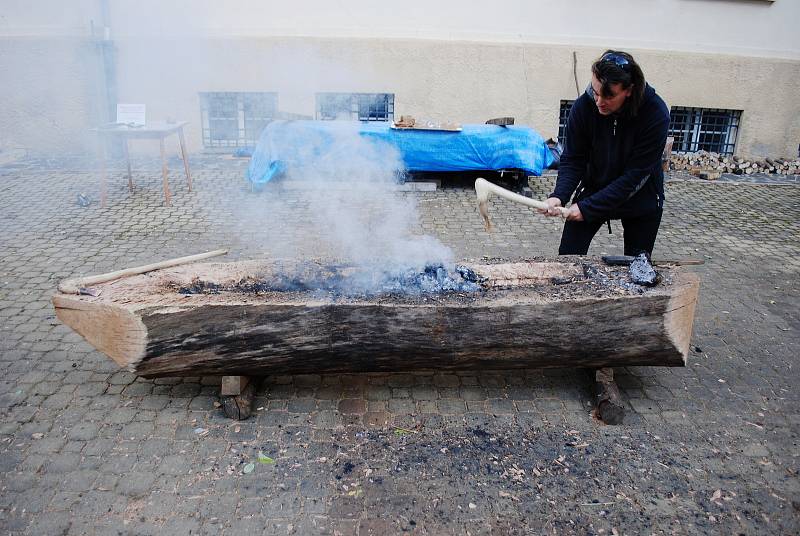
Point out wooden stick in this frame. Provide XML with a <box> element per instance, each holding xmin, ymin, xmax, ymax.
<box><xmin>178</xmin><ymin>126</ymin><xmax>193</xmax><ymax>192</ymax></box>
<box><xmin>475</xmin><ymin>178</ymin><xmax>569</xmax><ymax>231</ymax></box>
<box><xmin>122</xmin><ymin>138</ymin><xmax>133</xmax><ymax>192</ymax></box>
<box><xmin>57</xmin><ymin>249</ymin><xmax>229</xmax><ymax>295</ymax></box>
<box><xmin>653</xmin><ymin>259</ymin><xmax>705</xmax><ymax>267</ymax></box>
<box><xmin>603</xmin><ymin>255</ymin><xmax>705</xmax><ymax>267</ymax></box>
<box><xmin>98</xmin><ymin>135</ymin><xmax>108</xmax><ymax>208</ymax></box>
<box><xmin>160</xmin><ymin>137</ymin><xmax>171</xmax><ymax>206</ymax></box>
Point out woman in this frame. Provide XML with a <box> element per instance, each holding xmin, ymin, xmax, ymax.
<box><xmin>540</xmin><ymin>50</ymin><xmax>670</xmax><ymax>258</ymax></box>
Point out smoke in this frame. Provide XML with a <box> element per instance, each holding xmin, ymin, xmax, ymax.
<box><xmin>233</xmin><ymin>121</ymin><xmax>460</xmax><ymax>295</ymax></box>
<box><xmin>292</xmin><ymin>124</ymin><xmax>451</xmax><ymax>266</ymax></box>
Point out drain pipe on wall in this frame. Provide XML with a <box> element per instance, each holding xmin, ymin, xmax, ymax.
<box><xmin>98</xmin><ymin>0</ymin><xmax>117</xmax><ymax>125</ymax></box>
<box><xmin>90</xmin><ymin>0</ymin><xmax>117</xmax><ymax>125</ymax></box>
<box><xmin>90</xmin><ymin>0</ymin><xmax>119</xmax><ymax>156</ymax></box>
<box><xmin>573</xmin><ymin>51</ymin><xmax>580</xmax><ymax>98</ymax></box>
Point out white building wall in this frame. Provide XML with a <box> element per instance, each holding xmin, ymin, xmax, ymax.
<box><xmin>104</xmin><ymin>0</ymin><xmax>800</xmax><ymax>59</ymax></box>
<box><xmin>1</xmin><ymin>1</ymin><xmax>798</xmax><ymax>158</ymax></box>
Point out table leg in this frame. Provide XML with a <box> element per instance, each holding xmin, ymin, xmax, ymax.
<box><xmin>122</xmin><ymin>138</ymin><xmax>133</xmax><ymax>192</ymax></box>
<box><xmin>178</xmin><ymin>127</ymin><xmax>193</xmax><ymax>192</ymax></box>
<box><xmin>160</xmin><ymin>137</ymin><xmax>171</xmax><ymax>206</ymax></box>
<box><xmin>97</xmin><ymin>136</ymin><xmax>108</xmax><ymax>207</ymax></box>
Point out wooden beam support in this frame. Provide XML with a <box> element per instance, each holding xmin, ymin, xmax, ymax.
<box><xmin>594</xmin><ymin>368</ymin><xmax>625</xmax><ymax>425</ymax></box>
<box><xmin>220</xmin><ymin>377</ymin><xmax>255</xmax><ymax>420</ymax></box>
<box><xmin>220</xmin><ymin>375</ymin><xmax>249</xmax><ymax>396</ymax></box>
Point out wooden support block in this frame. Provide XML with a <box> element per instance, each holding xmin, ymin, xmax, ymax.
<box><xmin>221</xmin><ymin>379</ymin><xmax>255</xmax><ymax>420</ymax></box>
<box><xmin>221</xmin><ymin>375</ymin><xmax>249</xmax><ymax>396</ymax></box>
<box><xmin>594</xmin><ymin>368</ymin><xmax>625</xmax><ymax>425</ymax></box>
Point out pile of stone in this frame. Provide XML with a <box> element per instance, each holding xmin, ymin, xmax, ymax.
<box><xmin>669</xmin><ymin>151</ymin><xmax>800</xmax><ymax>177</ymax></box>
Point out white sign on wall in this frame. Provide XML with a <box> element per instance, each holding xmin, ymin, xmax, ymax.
<box><xmin>116</xmin><ymin>104</ymin><xmax>146</xmax><ymax>126</ymax></box>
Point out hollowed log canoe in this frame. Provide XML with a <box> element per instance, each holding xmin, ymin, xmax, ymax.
<box><xmin>52</xmin><ymin>258</ymin><xmax>699</xmax><ymax>378</ymax></box>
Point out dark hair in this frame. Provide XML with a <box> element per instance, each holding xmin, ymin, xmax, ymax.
<box><xmin>591</xmin><ymin>50</ymin><xmax>646</xmax><ymax>116</ymax></box>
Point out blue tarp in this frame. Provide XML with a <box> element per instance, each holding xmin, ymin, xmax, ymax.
<box><xmin>247</xmin><ymin>120</ymin><xmax>554</xmax><ymax>185</ymax></box>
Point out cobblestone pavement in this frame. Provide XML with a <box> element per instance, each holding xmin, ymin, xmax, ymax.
<box><xmin>0</xmin><ymin>155</ymin><xmax>798</xmax><ymax>535</ymax></box>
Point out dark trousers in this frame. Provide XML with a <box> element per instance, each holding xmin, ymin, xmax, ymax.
<box><xmin>558</xmin><ymin>208</ymin><xmax>663</xmax><ymax>256</ymax></box>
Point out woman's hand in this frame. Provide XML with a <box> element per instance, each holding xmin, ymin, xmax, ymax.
<box><xmin>564</xmin><ymin>203</ymin><xmax>584</xmax><ymax>222</ymax></box>
<box><xmin>537</xmin><ymin>198</ymin><xmax>584</xmax><ymax>221</ymax></box>
<box><xmin>538</xmin><ymin>197</ymin><xmax>564</xmax><ymax>217</ymax></box>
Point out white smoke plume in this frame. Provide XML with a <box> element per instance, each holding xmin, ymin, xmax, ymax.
<box><xmin>285</xmin><ymin>123</ymin><xmax>453</xmax><ymax>270</ymax></box>
<box><xmin>228</xmin><ymin>121</ymin><xmax>460</xmax><ymax>295</ymax></box>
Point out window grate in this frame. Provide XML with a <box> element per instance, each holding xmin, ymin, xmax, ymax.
<box><xmin>558</xmin><ymin>100</ymin><xmax>575</xmax><ymax>144</ymax></box>
<box><xmin>669</xmin><ymin>107</ymin><xmax>741</xmax><ymax>155</ymax></box>
<box><xmin>316</xmin><ymin>93</ymin><xmax>394</xmax><ymax>122</ymax></box>
<box><xmin>200</xmin><ymin>92</ymin><xmax>277</xmax><ymax>148</ymax></box>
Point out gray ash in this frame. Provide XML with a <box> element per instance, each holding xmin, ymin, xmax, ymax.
<box><xmin>177</xmin><ymin>262</ymin><xmax>483</xmax><ymax>298</ymax></box>
<box><xmin>628</xmin><ymin>253</ymin><xmax>661</xmax><ymax>287</ymax></box>
<box><xmin>175</xmin><ymin>258</ymin><xmax>667</xmax><ymax>302</ymax></box>
<box><xmin>178</xmin><ymin>280</ymin><xmax>222</xmax><ymax>295</ymax></box>
<box><xmin>582</xmin><ymin>264</ymin><xmax>647</xmax><ymax>295</ymax></box>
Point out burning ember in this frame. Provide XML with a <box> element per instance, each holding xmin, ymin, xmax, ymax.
<box><xmin>177</xmin><ymin>262</ymin><xmax>484</xmax><ymax>298</ymax></box>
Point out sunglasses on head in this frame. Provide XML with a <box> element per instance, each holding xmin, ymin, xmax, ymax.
<box><xmin>600</xmin><ymin>52</ymin><xmax>631</xmax><ymax>71</ymax></box>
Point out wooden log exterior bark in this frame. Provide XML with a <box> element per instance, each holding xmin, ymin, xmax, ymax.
<box><xmin>52</xmin><ymin>260</ymin><xmax>700</xmax><ymax>378</ymax></box>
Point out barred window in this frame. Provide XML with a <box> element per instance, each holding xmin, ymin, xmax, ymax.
<box><xmin>316</xmin><ymin>93</ymin><xmax>394</xmax><ymax>122</ymax></box>
<box><xmin>669</xmin><ymin>107</ymin><xmax>741</xmax><ymax>155</ymax></box>
<box><xmin>558</xmin><ymin>100</ymin><xmax>575</xmax><ymax>144</ymax></box>
<box><xmin>200</xmin><ymin>92</ymin><xmax>277</xmax><ymax>148</ymax></box>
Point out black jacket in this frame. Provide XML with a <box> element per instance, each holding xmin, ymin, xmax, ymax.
<box><xmin>551</xmin><ymin>84</ymin><xmax>670</xmax><ymax>222</ymax></box>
